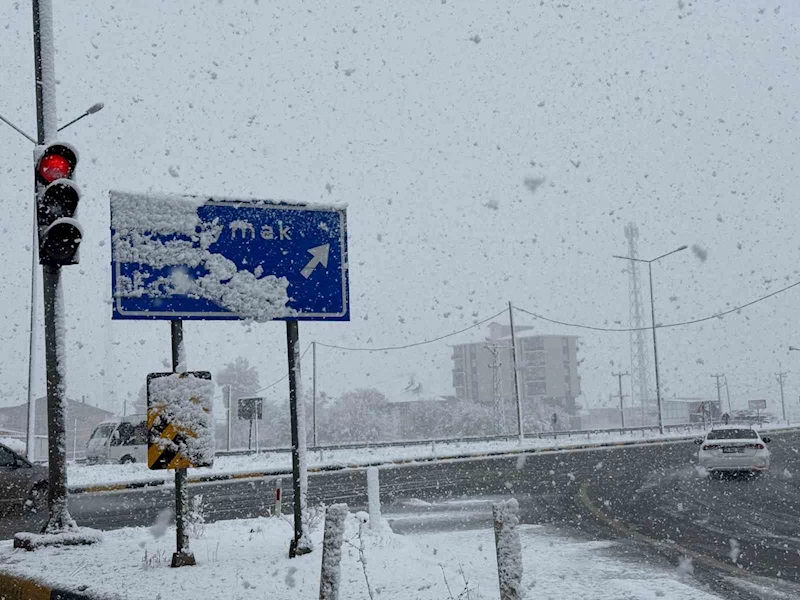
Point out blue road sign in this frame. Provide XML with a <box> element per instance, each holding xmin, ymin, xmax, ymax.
<box><xmin>110</xmin><ymin>191</ymin><xmax>349</xmax><ymax>321</ymax></box>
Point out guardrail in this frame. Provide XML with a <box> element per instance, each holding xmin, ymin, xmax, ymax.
<box><xmin>215</xmin><ymin>420</ymin><xmax>715</xmax><ymax>457</ymax></box>
<box><xmin>72</xmin><ymin>423</ymin><xmax>800</xmax><ymax>495</ymax></box>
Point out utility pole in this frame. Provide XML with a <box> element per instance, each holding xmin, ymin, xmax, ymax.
<box><xmin>508</xmin><ymin>302</ymin><xmax>524</xmax><ymax>443</ymax></box>
<box><xmin>711</xmin><ymin>374</ymin><xmax>724</xmax><ymax>414</ymax></box>
<box><xmin>312</xmin><ymin>341</ymin><xmax>318</xmax><ymax>448</ymax></box>
<box><xmin>224</xmin><ymin>384</ymin><xmax>232</xmax><ymax>452</ymax></box>
<box><xmin>486</xmin><ymin>343</ymin><xmax>506</xmax><ymax>434</ymax></box>
<box><xmin>25</xmin><ymin>245</ymin><xmax>38</xmax><ymax>463</ymax></box>
<box><xmin>777</xmin><ymin>371</ymin><xmax>788</xmax><ymax>425</ymax></box>
<box><xmin>612</xmin><ymin>372</ymin><xmax>629</xmax><ymax>428</ymax></box>
<box><xmin>614</xmin><ymin>244</ymin><xmax>688</xmax><ymax>434</ymax></box>
<box><xmin>724</xmin><ymin>376</ymin><xmax>732</xmax><ymax>414</ymax></box>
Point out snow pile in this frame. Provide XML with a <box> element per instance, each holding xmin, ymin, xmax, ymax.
<box><xmin>0</xmin><ymin>515</ymin><xmax>723</xmax><ymax>599</ymax></box>
<box><xmin>13</xmin><ymin>528</ymin><xmax>102</xmax><ymax>551</ymax></box>
<box><xmin>110</xmin><ymin>191</ymin><xmax>292</xmax><ymax>321</ymax></box>
<box><xmin>148</xmin><ymin>373</ymin><xmax>215</xmax><ymax>468</ymax></box>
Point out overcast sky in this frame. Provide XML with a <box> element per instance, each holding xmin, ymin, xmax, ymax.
<box><xmin>1</xmin><ymin>1</ymin><xmax>799</xmax><ymax>420</ymax></box>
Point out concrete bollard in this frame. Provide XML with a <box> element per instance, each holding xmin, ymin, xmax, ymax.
<box><xmin>367</xmin><ymin>466</ymin><xmax>381</xmax><ymax>529</ymax></box>
<box><xmin>492</xmin><ymin>498</ymin><xmax>523</xmax><ymax>600</ymax></box>
<box><xmin>319</xmin><ymin>504</ymin><xmax>349</xmax><ymax>600</ymax></box>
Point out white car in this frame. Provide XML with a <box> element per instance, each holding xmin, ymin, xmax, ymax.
<box><xmin>695</xmin><ymin>426</ymin><xmax>771</xmax><ymax>474</ymax></box>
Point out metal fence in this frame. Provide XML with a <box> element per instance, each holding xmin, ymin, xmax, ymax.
<box><xmin>215</xmin><ymin>420</ymin><xmax>718</xmax><ymax>457</ymax></box>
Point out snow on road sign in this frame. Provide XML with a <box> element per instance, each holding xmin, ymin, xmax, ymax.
<box><xmin>110</xmin><ymin>191</ymin><xmax>349</xmax><ymax>321</ymax></box>
<box><xmin>147</xmin><ymin>372</ymin><xmax>214</xmax><ymax>470</ymax></box>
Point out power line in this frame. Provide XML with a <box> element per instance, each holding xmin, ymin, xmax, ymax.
<box><xmin>515</xmin><ymin>278</ymin><xmax>800</xmax><ymax>333</ymax></box>
<box><xmin>212</xmin><ymin>343</ymin><xmax>312</xmax><ymax>401</ymax></box>
<box><xmin>248</xmin><ymin>343</ymin><xmax>313</xmax><ymax>395</ymax></box>
<box><xmin>316</xmin><ymin>310</ymin><xmax>506</xmax><ymax>352</ymax></box>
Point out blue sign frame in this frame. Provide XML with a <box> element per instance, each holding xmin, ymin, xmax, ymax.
<box><xmin>110</xmin><ymin>193</ymin><xmax>349</xmax><ymax>321</ymax></box>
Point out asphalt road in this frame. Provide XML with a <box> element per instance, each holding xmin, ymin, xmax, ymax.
<box><xmin>4</xmin><ymin>432</ymin><xmax>800</xmax><ymax>599</ymax></box>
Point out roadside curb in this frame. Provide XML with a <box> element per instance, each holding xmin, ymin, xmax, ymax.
<box><xmin>69</xmin><ymin>426</ymin><xmax>800</xmax><ymax>496</ymax></box>
<box><xmin>0</xmin><ymin>570</ymin><xmax>98</xmax><ymax>600</ymax></box>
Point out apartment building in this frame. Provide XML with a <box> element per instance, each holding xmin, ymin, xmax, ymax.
<box><xmin>451</xmin><ymin>322</ymin><xmax>581</xmax><ymax>414</ymax></box>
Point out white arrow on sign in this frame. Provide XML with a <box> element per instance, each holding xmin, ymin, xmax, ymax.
<box><xmin>300</xmin><ymin>244</ymin><xmax>330</xmax><ymax>279</ymax></box>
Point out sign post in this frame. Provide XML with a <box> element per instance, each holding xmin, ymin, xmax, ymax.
<box><xmin>146</xmin><ymin>332</ymin><xmax>214</xmax><ymax>568</ymax></box>
<box><xmin>287</xmin><ymin>320</ymin><xmax>311</xmax><ymax>557</ymax></box>
<box><xmin>238</xmin><ymin>397</ymin><xmax>264</xmax><ymax>451</ymax></box>
<box><xmin>748</xmin><ymin>399</ymin><xmax>767</xmax><ymax>423</ymax></box>
<box><xmin>111</xmin><ymin>191</ymin><xmax>349</xmax><ymax>560</ymax></box>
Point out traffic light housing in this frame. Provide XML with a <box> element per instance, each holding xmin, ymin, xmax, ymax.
<box><xmin>35</xmin><ymin>142</ymin><xmax>83</xmax><ymax>266</ymax></box>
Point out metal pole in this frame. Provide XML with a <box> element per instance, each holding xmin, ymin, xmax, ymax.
<box><xmin>0</xmin><ymin>112</ymin><xmax>36</xmax><ymax>143</ymax></box>
<box><xmin>31</xmin><ymin>0</ymin><xmax>78</xmax><ymax>534</ymax></box>
<box><xmin>508</xmin><ymin>302</ymin><xmax>524</xmax><ymax>443</ymax></box>
<box><xmin>613</xmin><ymin>372</ymin><xmax>628</xmax><ymax>428</ymax></box>
<box><xmin>72</xmin><ymin>418</ymin><xmax>77</xmax><ymax>462</ymax></box>
<box><xmin>41</xmin><ymin>267</ymin><xmax>74</xmax><ymax>532</ymax></box>
<box><xmin>724</xmin><ymin>376</ymin><xmax>732</xmax><ymax>414</ymax></box>
<box><xmin>712</xmin><ymin>374</ymin><xmax>724</xmax><ymax>414</ymax></box>
<box><xmin>255</xmin><ymin>400</ymin><xmax>260</xmax><ymax>455</ymax></box>
<box><xmin>25</xmin><ymin>244</ymin><xmax>37</xmax><ymax>463</ymax></box>
<box><xmin>648</xmin><ymin>263</ymin><xmax>664</xmax><ymax>434</ymax></box>
<box><xmin>225</xmin><ymin>384</ymin><xmax>232</xmax><ymax>452</ymax></box>
<box><xmin>778</xmin><ymin>372</ymin><xmax>788</xmax><ymax>426</ymax></box>
<box><xmin>287</xmin><ymin>321</ymin><xmax>311</xmax><ymax>557</ymax></box>
<box><xmin>312</xmin><ymin>341</ymin><xmax>318</xmax><ymax>448</ymax></box>
<box><xmin>170</xmin><ymin>319</ymin><xmax>195</xmax><ymax>567</ymax></box>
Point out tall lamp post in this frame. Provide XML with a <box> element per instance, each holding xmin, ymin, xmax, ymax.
<box><xmin>614</xmin><ymin>245</ymin><xmax>688</xmax><ymax>434</ymax></box>
<box><xmin>0</xmin><ymin>102</ymin><xmax>104</xmax><ymax>463</ymax></box>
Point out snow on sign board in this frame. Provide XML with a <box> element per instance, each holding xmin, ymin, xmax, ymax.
<box><xmin>109</xmin><ymin>191</ymin><xmax>349</xmax><ymax>321</ymax></box>
<box><xmin>147</xmin><ymin>372</ymin><xmax>214</xmax><ymax>470</ymax></box>
<box><xmin>748</xmin><ymin>399</ymin><xmax>767</xmax><ymax>410</ymax></box>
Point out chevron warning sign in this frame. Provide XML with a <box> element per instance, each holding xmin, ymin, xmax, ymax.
<box><xmin>147</xmin><ymin>371</ymin><xmax>215</xmax><ymax>470</ymax></box>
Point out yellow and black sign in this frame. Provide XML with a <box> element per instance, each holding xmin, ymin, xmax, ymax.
<box><xmin>147</xmin><ymin>371</ymin><xmax>214</xmax><ymax>470</ymax></box>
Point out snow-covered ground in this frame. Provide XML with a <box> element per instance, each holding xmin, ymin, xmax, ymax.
<box><xmin>0</xmin><ymin>510</ymin><xmax>722</xmax><ymax>599</ymax></box>
<box><xmin>67</xmin><ymin>428</ymin><xmax>705</xmax><ymax>490</ymax></box>
<box><xmin>67</xmin><ymin>424</ymin><xmax>796</xmax><ymax>490</ymax></box>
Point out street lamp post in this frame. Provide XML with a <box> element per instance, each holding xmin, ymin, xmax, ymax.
<box><xmin>614</xmin><ymin>245</ymin><xmax>688</xmax><ymax>434</ymax></box>
<box><xmin>0</xmin><ymin>102</ymin><xmax>104</xmax><ymax>463</ymax></box>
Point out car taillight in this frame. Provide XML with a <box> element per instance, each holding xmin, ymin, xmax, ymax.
<box><xmin>702</xmin><ymin>444</ymin><xmax>718</xmax><ymax>451</ymax></box>
<box><xmin>744</xmin><ymin>443</ymin><xmax>765</xmax><ymax>450</ymax></box>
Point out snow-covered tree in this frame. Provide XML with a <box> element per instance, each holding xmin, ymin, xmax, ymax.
<box><xmin>216</xmin><ymin>357</ymin><xmax>260</xmax><ymax>401</ymax></box>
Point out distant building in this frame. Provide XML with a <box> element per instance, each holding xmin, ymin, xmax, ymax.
<box><xmin>450</xmin><ymin>322</ymin><xmax>581</xmax><ymax>418</ymax></box>
<box><xmin>0</xmin><ymin>398</ymin><xmax>116</xmax><ymax>461</ymax></box>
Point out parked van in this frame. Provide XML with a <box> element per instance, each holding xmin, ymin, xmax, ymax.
<box><xmin>86</xmin><ymin>414</ymin><xmax>147</xmax><ymax>465</ymax></box>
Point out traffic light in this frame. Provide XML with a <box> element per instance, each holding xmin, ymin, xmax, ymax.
<box><xmin>35</xmin><ymin>142</ymin><xmax>83</xmax><ymax>266</ymax></box>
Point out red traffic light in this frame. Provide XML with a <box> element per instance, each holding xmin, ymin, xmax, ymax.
<box><xmin>38</xmin><ymin>154</ymin><xmax>73</xmax><ymax>183</ymax></box>
<box><xmin>35</xmin><ymin>142</ymin><xmax>77</xmax><ymax>185</ymax></box>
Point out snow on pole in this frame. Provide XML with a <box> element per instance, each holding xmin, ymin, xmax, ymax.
<box><xmin>34</xmin><ymin>0</ymin><xmax>57</xmax><ymax>142</ymax></box>
<box><xmin>492</xmin><ymin>498</ymin><xmax>523</xmax><ymax>600</ymax></box>
<box><xmin>367</xmin><ymin>466</ymin><xmax>381</xmax><ymax>529</ymax></box>
<box><xmin>287</xmin><ymin>320</ymin><xmax>312</xmax><ymax>556</ymax></box>
<box><xmin>318</xmin><ymin>503</ymin><xmax>349</xmax><ymax>600</ymax></box>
